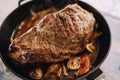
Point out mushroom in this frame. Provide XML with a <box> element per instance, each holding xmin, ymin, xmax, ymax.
<box><xmin>92</xmin><ymin>31</ymin><xmax>102</xmax><ymax>39</ymax></box>
<box><xmin>67</xmin><ymin>57</ymin><xmax>80</xmax><ymax>70</ymax></box>
<box><xmin>86</xmin><ymin>42</ymin><xmax>95</xmax><ymax>53</ymax></box>
<box><xmin>29</xmin><ymin>68</ymin><xmax>43</xmax><ymax>79</ymax></box>
<box><xmin>57</xmin><ymin>67</ymin><xmax>62</xmax><ymax>77</ymax></box>
<box><xmin>44</xmin><ymin>64</ymin><xmax>61</xmax><ymax>80</ymax></box>
<box><xmin>62</xmin><ymin>64</ymin><xmax>68</xmax><ymax>76</ymax></box>
<box><xmin>10</xmin><ymin>37</ymin><xmax>13</xmax><ymax>43</ymax></box>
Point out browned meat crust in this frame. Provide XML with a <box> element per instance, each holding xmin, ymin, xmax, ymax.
<box><xmin>8</xmin><ymin>4</ymin><xmax>95</xmax><ymax>64</ymax></box>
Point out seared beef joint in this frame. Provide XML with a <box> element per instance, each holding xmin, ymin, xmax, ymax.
<box><xmin>8</xmin><ymin>4</ymin><xmax>95</xmax><ymax>64</ymax></box>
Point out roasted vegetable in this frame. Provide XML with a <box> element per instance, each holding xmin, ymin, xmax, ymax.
<box><xmin>75</xmin><ymin>53</ymin><xmax>90</xmax><ymax>76</ymax></box>
<box><xmin>62</xmin><ymin>64</ymin><xmax>68</xmax><ymax>75</ymax></box>
<box><xmin>67</xmin><ymin>57</ymin><xmax>80</xmax><ymax>70</ymax></box>
<box><xmin>91</xmin><ymin>31</ymin><xmax>102</xmax><ymax>39</ymax></box>
<box><xmin>44</xmin><ymin>64</ymin><xmax>61</xmax><ymax>80</ymax></box>
<box><xmin>86</xmin><ymin>42</ymin><xmax>95</xmax><ymax>53</ymax></box>
<box><xmin>29</xmin><ymin>68</ymin><xmax>43</xmax><ymax>79</ymax></box>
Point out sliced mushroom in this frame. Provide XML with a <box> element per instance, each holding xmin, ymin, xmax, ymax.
<box><xmin>44</xmin><ymin>64</ymin><xmax>61</xmax><ymax>80</ymax></box>
<box><xmin>29</xmin><ymin>68</ymin><xmax>43</xmax><ymax>79</ymax></box>
<box><xmin>62</xmin><ymin>64</ymin><xmax>68</xmax><ymax>76</ymax></box>
<box><xmin>67</xmin><ymin>57</ymin><xmax>80</xmax><ymax>70</ymax></box>
<box><xmin>86</xmin><ymin>42</ymin><xmax>95</xmax><ymax>53</ymax></box>
<box><xmin>91</xmin><ymin>31</ymin><xmax>102</xmax><ymax>39</ymax></box>
<box><xmin>30</xmin><ymin>9</ymin><xmax>37</xmax><ymax>17</ymax></box>
<box><xmin>10</xmin><ymin>37</ymin><xmax>13</xmax><ymax>43</ymax></box>
<box><xmin>57</xmin><ymin>67</ymin><xmax>62</xmax><ymax>77</ymax></box>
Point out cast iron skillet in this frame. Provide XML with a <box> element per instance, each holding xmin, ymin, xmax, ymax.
<box><xmin>0</xmin><ymin>0</ymin><xmax>111</xmax><ymax>80</ymax></box>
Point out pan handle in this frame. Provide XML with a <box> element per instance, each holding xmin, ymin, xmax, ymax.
<box><xmin>18</xmin><ymin>0</ymin><xmax>79</xmax><ymax>7</ymax></box>
<box><xmin>51</xmin><ymin>0</ymin><xmax>79</xmax><ymax>9</ymax></box>
<box><xmin>18</xmin><ymin>0</ymin><xmax>33</xmax><ymax>7</ymax></box>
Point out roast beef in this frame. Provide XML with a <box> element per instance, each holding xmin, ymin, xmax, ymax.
<box><xmin>8</xmin><ymin>4</ymin><xmax>95</xmax><ymax>64</ymax></box>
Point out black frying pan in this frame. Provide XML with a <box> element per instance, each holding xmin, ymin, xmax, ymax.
<box><xmin>0</xmin><ymin>0</ymin><xmax>111</xmax><ymax>80</ymax></box>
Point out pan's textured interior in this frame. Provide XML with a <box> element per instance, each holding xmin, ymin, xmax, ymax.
<box><xmin>0</xmin><ymin>0</ymin><xmax>110</xmax><ymax>80</ymax></box>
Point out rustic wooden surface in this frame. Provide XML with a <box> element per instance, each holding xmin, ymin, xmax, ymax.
<box><xmin>0</xmin><ymin>0</ymin><xmax>120</xmax><ymax>80</ymax></box>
